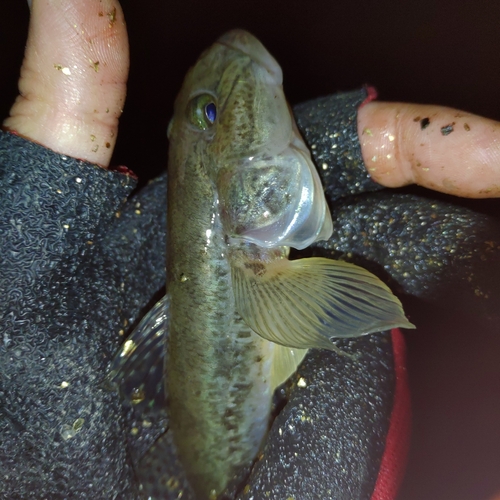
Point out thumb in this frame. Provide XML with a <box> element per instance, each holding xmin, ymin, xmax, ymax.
<box><xmin>3</xmin><ymin>0</ymin><xmax>128</xmax><ymax>167</ymax></box>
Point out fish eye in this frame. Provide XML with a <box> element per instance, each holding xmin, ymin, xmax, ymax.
<box><xmin>205</xmin><ymin>102</ymin><xmax>217</xmax><ymax>124</ymax></box>
<box><xmin>188</xmin><ymin>94</ymin><xmax>217</xmax><ymax>130</ymax></box>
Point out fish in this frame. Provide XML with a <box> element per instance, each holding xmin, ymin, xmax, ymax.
<box><xmin>109</xmin><ymin>29</ymin><xmax>414</xmax><ymax>500</ymax></box>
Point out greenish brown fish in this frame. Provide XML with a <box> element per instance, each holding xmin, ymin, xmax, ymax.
<box><xmin>110</xmin><ymin>29</ymin><xmax>414</xmax><ymax>500</ymax></box>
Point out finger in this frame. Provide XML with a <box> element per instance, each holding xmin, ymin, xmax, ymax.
<box><xmin>3</xmin><ymin>0</ymin><xmax>128</xmax><ymax>167</ymax></box>
<box><xmin>358</xmin><ymin>101</ymin><xmax>500</xmax><ymax>198</ymax></box>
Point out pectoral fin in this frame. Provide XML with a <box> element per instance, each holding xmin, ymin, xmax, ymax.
<box><xmin>232</xmin><ymin>257</ymin><xmax>415</xmax><ymax>350</ymax></box>
<box><xmin>106</xmin><ymin>294</ymin><xmax>169</xmax><ymax>414</ymax></box>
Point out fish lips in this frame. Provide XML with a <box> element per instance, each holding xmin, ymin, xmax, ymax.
<box><xmin>217</xmin><ymin>29</ymin><xmax>283</xmax><ymax>86</ymax></box>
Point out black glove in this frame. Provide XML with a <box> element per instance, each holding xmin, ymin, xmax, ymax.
<box><xmin>2</xmin><ymin>88</ymin><xmax>499</xmax><ymax>500</ymax></box>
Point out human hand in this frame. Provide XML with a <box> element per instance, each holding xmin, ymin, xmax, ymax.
<box><xmin>5</xmin><ymin>2</ymin><xmax>500</xmax><ymax>198</ymax></box>
<box><xmin>3</xmin><ymin>0</ymin><xmax>128</xmax><ymax>166</ymax></box>
<box><xmin>1</xmin><ymin>1</ymin><xmax>500</xmax><ymax>499</ymax></box>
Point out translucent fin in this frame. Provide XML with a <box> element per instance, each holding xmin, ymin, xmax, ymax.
<box><xmin>107</xmin><ymin>295</ymin><xmax>169</xmax><ymax>414</ymax></box>
<box><xmin>270</xmin><ymin>344</ymin><xmax>308</xmax><ymax>391</ymax></box>
<box><xmin>232</xmin><ymin>257</ymin><xmax>415</xmax><ymax>350</ymax></box>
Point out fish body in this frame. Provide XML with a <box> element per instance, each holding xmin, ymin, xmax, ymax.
<box><xmin>166</xmin><ymin>103</ymin><xmax>276</xmax><ymax>497</ymax></box>
<box><xmin>166</xmin><ymin>29</ymin><xmax>413</xmax><ymax>498</ymax></box>
<box><xmin>166</xmin><ymin>31</ymin><xmax>304</xmax><ymax>497</ymax></box>
<box><xmin>110</xmin><ymin>30</ymin><xmax>414</xmax><ymax>500</ymax></box>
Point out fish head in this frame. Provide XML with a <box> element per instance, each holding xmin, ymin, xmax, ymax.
<box><xmin>169</xmin><ymin>29</ymin><xmax>333</xmax><ymax>250</ymax></box>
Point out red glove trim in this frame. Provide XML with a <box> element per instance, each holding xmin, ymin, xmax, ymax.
<box><xmin>371</xmin><ymin>329</ymin><xmax>411</xmax><ymax>500</ymax></box>
<box><xmin>360</xmin><ymin>85</ymin><xmax>378</xmax><ymax>108</ymax></box>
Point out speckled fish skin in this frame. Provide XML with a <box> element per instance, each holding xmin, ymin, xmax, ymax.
<box><xmin>166</xmin><ymin>31</ymin><xmax>282</xmax><ymax>498</ymax></box>
<box><xmin>165</xmin><ymin>29</ymin><xmax>414</xmax><ymax>499</ymax></box>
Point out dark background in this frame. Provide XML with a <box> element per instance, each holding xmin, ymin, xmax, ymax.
<box><xmin>1</xmin><ymin>1</ymin><xmax>500</xmax><ymax>499</ymax></box>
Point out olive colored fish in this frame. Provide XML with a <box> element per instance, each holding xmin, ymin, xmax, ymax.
<box><xmin>110</xmin><ymin>30</ymin><xmax>414</xmax><ymax>500</ymax></box>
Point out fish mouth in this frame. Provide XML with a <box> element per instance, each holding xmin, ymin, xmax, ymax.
<box><xmin>217</xmin><ymin>29</ymin><xmax>283</xmax><ymax>85</ymax></box>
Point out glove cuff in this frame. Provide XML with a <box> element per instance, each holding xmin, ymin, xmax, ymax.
<box><xmin>371</xmin><ymin>328</ymin><xmax>411</xmax><ymax>500</ymax></box>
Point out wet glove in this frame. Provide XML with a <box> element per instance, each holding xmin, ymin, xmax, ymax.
<box><xmin>2</xmin><ymin>88</ymin><xmax>499</xmax><ymax>499</ymax></box>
